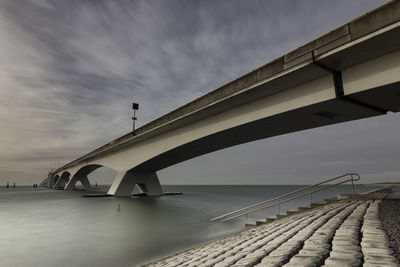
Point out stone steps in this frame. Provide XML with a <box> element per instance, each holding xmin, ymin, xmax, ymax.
<box><xmin>248</xmin><ymin>189</ymin><xmax>389</xmax><ymax>227</ymax></box>
<box><xmin>214</xmin><ymin>204</ymin><xmax>344</xmax><ymax>267</ymax></box>
<box><xmin>144</xmin><ymin>190</ymin><xmax>396</xmax><ymax>267</ymax></box>
<box><xmin>252</xmin><ymin>201</ymin><xmax>333</xmax><ymax>227</ymax></box>
<box><xmin>145</xmin><ymin>202</ymin><xmax>348</xmax><ymax>267</ymax></box>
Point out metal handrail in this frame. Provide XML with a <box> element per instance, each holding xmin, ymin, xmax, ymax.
<box><xmin>210</xmin><ymin>173</ymin><xmax>360</xmax><ymax>222</ymax></box>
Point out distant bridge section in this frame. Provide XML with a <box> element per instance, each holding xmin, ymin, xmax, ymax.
<box><xmin>45</xmin><ymin>1</ymin><xmax>400</xmax><ymax>196</ymax></box>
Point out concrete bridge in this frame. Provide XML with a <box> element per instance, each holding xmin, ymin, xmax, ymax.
<box><xmin>42</xmin><ymin>1</ymin><xmax>400</xmax><ymax>196</ymax></box>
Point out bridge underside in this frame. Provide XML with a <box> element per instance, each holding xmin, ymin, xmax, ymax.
<box><xmin>54</xmin><ymin>77</ymin><xmax>400</xmax><ymax>197</ymax></box>
<box><xmin>134</xmin><ymin>82</ymin><xmax>399</xmax><ymax>173</ymax></box>
<box><xmin>77</xmin><ymin>80</ymin><xmax>399</xmax><ymax>197</ymax></box>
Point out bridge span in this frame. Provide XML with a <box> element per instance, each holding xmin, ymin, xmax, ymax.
<box><xmin>43</xmin><ymin>1</ymin><xmax>400</xmax><ymax>196</ymax></box>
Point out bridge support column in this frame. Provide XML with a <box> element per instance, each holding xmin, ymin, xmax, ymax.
<box><xmin>47</xmin><ymin>173</ymin><xmax>56</xmax><ymax>188</ymax></box>
<box><xmin>107</xmin><ymin>171</ymin><xmax>163</xmax><ymax>197</ymax></box>
<box><xmin>64</xmin><ymin>175</ymin><xmax>91</xmax><ymax>190</ymax></box>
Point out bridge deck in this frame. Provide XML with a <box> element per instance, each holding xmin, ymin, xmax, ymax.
<box><xmin>56</xmin><ymin>1</ymin><xmax>400</xmax><ymax>173</ymax></box>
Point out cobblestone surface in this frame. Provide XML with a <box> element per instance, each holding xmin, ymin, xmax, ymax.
<box><xmin>143</xmin><ymin>191</ymin><xmax>399</xmax><ymax>267</ymax></box>
<box><xmin>379</xmin><ymin>199</ymin><xmax>400</xmax><ymax>261</ymax></box>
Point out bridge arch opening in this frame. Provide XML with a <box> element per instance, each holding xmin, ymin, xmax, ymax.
<box><xmin>64</xmin><ymin>164</ymin><xmax>103</xmax><ymax>190</ymax></box>
<box><xmin>107</xmin><ymin>170</ymin><xmax>164</xmax><ymax>197</ymax></box>
<box><xmin>53</xmin><ymin>172</ymin><xmax>70</xmax><ymax>189</ymax></box>
<box><xmin>87</xmin><ymin>166</ymin><xmax>118</xmax><ymax>189</ymax></box>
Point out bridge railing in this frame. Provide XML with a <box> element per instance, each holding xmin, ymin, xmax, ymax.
<box><xmin>210</xmin><ymin>173</ymin><xmax>360</xmax><ymax>222</ymax></box>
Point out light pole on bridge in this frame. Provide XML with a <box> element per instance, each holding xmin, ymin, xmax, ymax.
<box><xmin>132</xmin><ymin>102</ymin><xmax>139</xmax><ymax>134</ymax></box>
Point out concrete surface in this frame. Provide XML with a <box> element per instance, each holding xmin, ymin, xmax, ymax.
<box><xmin>143</xmin><ymin>190</ymin><xmax>399</xmax><ymax>267</ymax></box>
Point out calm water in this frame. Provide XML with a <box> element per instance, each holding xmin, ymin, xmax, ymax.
<box><xmin>0</xmin><ymin>184</ymin><xmax>378</xmax><ymax>267</ymax></box>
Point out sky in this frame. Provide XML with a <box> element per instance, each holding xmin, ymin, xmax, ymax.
<box><xmin>1</xmin><ymin>0</ymin><xmax>399</xmax><ymax>185</ymax></box>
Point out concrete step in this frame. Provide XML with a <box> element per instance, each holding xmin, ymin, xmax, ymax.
<box><xmin>245</xmin><ymin>222</ymin><xmax>256</xmax><ymax>228</ymax></box>
<box><xmin>266</xmin><ymin>216</ymin><xmax>277</xmax><ymax>223</ymax></box>
<box><xmin>310</xmin><ymin>202</ymin><xmax>325</xmax><ymax>208</ymax></box>
<box><xmin>256</xmin><ymin>219</ymin><xmax>267</xmax><ymax>225</ymax></box>
<box><xmin>256</xmin><ymin>217</ymin><xmax>276</xmax><ymax>225</ymax></box>
<box><xmin>276</xmin><ymin>213</ymin><xmax>288</xmax><ymax>219</ymax></box>
<box><xmin>298</xmin><ymin>206</ymin><xmax>311</xmax><ymax>211</ymax></box>
<box><xmin>248</xmin><ymin>201</ymin><xmax>330</xmax><ymax>229</ymax></box>
<box><xmin>286</xmin><ymin>209</ymin><xmax>298</xmax><ymax>215</ymax></box>
<box><xmin>324</xmin><ymin>197</ymin><xmax>338</xmax><ymax>203</ymax></box>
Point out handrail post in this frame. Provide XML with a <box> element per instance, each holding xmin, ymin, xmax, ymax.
<box><xmin>309</xmin><ymin>185</ymin><xmax>312</xmax><ymax>206</ymax></box>
<box><xmin>277</xmin><ymin>198</ymin><xmax>280</xmax><ymax>214</ymax></box>
<box><xmin>351</xmin><ymin>175</ymin><xmax>355</xmax><ymax>194</ymax></box>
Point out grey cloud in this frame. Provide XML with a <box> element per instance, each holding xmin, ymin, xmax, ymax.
<box><xmin>0</xmin><ymin>0</ymin><xmax>396</xmax><ymax>185</ymax></box>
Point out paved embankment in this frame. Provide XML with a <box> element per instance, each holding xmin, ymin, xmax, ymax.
<box><xmin>380</xmin><ymin>199</ymin><xmax>400</xmax><ymax>262</ymax></box>
<box><xmin>143</xmin><ymin>191</ymin><xmax>399</xmax><ymax>267</ymax></box>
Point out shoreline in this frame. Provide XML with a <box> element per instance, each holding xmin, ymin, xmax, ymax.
<box><xmin>142</xmin><ymin>188</ymin><xmax>400</xmax><ymax>267</ymax></box>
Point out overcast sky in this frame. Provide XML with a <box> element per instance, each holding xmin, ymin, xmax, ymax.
<box><xmin>1</xmin><ymin>0</ymin><xmax>399</xmax><ymax>185</ymax></box>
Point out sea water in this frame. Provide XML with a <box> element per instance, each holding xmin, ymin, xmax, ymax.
<box><xmin>0</xmin><ymin>184</ymin><xmax>377</xmax><ymax>267</ymax></box>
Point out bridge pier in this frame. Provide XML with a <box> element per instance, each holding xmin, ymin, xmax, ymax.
<box><xmin>47</xmin><ymin>173</ymin><xmax>56</xmax><ymax>188</ymax></box>
<box><xmin>107</xmin><ymin>171</ymin><xmax>163</xmax><ymax>197</ymax></box>
<box><xmin>53</xmin><ymin>173</ymin><xmax>70</xmax><ymax>189</ymax></box>
<box><xmin>64</xmin><ymin>175</ymin><xmax>91</xmax><ymax>190</ymax></box>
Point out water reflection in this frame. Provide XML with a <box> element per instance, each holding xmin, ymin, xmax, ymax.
<box><xmin>0</xmin><ymin>184</ymin><xmax>377</xmax><ymax>267</ymax></box>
